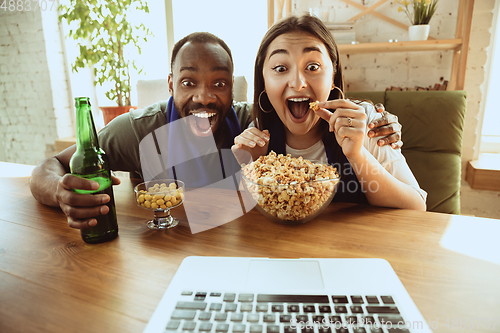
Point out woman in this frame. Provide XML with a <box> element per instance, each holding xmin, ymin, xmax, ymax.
<box><xmin>232</xmin><ymin>14</ymin><xmax>426</xmax><ymax>211</ymax></box>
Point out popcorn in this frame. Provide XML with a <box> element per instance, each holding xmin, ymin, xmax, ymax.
<box><xmin>309</xmin><ymin>100</ymin><xmax>320</xmax><ymax>112</ymax></box>
<box><xmin>242</xmin><ymin>151</ymin><xmax>339</xmax><ymax>221</ymax></box>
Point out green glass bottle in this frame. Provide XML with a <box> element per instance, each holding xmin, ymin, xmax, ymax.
<box><xmin>70</xmin><ymin>97</ymin><xmax>118</xmax><ymax>244</ymax></box>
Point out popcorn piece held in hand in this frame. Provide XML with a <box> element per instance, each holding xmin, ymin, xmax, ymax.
<box><xmin>309</xmin><ymin>100</ymin><xmax>320</xmax><ymax>112</ymax></box>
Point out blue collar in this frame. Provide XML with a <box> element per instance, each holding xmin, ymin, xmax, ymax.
<box><xmin>162</xmin><ymin>97</ymin><xmax>242</xmax><ymax>188</ymax></box>
<box><xmin>166</xmin><ymin>97</ymin><xmax>241</xmax><ymax>149</ymax></box>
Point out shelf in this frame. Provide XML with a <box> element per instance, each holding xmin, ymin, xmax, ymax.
<box><xmin>338</xmin><ymin>39</ymin><xmax>463</xmax><ymax>54</ymax></box>
<box><xmin>466</xmin><ymin>154</ymin><xmax>500</xmax><ymax>191</ymax></box>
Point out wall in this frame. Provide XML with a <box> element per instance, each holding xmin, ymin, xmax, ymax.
<box><xmin>0</xmin><ymin>7</ymin><xmax>72</xmax><ymax>165</ymax></box>
<box><xmin>293</xmin><ymin>0</ymin><xmax>458</xmax><ymax>91</ymax></box>
<box><xmin>459</xmin><ymin>0</ymin><xmax>499</xmax><ymax>219</ymax></box>
<box><xmin>293</xmin><ymin>0</ymin><xmax>495</xmax><ymax>177</ymax></box>
<box><xmin>461</xmin><ymin>181</ymin><xmax>500</xmax><ymax>219</ymax></box>
<box><xmin>462</xmin><ymin>0</ymin><xmax>496</xmax><ymax>168</ymax></box>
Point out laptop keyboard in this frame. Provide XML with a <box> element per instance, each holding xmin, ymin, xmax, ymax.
<box><xmin>165</xmin><ymin>292</ymin><xmax>412</xmax><ymax>333</ymax></box>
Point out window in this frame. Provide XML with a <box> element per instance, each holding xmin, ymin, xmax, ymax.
<box><xmin>61</xmin><ymin>0</ymin><xmax>267</xmax><ymax>116</ymax></box>
<box><xmin>480</xmin><ymin>0</ymin><xmax>500</xmax><ymax>153</ymax></box>
<box><xmin>60</xmin><ymin>0</ymin><xmax>169</xmax><ymax>128</ymax></box>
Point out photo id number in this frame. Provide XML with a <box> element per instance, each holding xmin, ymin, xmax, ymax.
<box><xmin>442</xmin><ymin>317</ymin><xmax>498</xmax><ymax>330</ymax></box>
<box><xmin>1</xmin><ymin>0</ymin><xmax>57</xmax><ymax>12</ymax></box>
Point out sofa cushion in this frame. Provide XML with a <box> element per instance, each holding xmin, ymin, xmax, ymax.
<box><xmin>136</xmin><ymin>79</ymin><xmax>170</xmax><ymax>109</ymax></box>
<box><xmin>384</xmin><ymin>91</ymin><xmax>467</xmax><ymax>155</ymax></box>
<box><xmin>384</xmin><ymin>91</ymin><xmax>467</xmax><ymax>214</ymax></box>
<box><xmin>403</xmin><ymin>150</ymin><xmax>462</xmax><ymax>213</ymax></box>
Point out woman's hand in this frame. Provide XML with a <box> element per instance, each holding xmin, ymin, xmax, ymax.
<box><xmin>231</xmin><ymin>128</ymin><xmax>270</xmax><ymax>165</ymax></box>
<box><xmin>313</xmin><ymin>99</ymin><xmax>367</xmax><ymax>159</ymax></box>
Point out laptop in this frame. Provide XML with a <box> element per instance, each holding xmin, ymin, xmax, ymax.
<box><xmin>144</xmin><ymin>257</ymin><xmax>432</xmax><ymax>333</ymax></box>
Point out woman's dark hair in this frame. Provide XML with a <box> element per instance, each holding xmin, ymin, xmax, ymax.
<box><xmin>252</xmin><ymin>14</ymin><xmax>344</xmax><ymax>131</ymax></box>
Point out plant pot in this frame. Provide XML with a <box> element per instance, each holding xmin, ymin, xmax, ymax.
<box><xmin>409</xmin><ymin>25</ymin><xmax>430</xmax><ymax>41</ymax></box>
<box><xmin>100</xmin><ymin>106</ymin><xmax>138</xmax><ymax>125</ymax></box>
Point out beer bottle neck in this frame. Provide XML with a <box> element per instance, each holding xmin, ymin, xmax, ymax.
<box><xmin>75</xmin><ymin>100</ymin><xmax>99</xmax><ymax>151</ymax></box>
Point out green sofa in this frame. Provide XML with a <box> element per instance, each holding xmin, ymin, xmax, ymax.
<box><xmin>346</xmin><ymin>91</ymin><xmax>467</xmax><ymax>214</ymax></box>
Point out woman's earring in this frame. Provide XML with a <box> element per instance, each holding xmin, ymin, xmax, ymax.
<box><xmin>331</xmin><ymin>86</ymin><xmax>345</xmax><ymax>99</ymax></box>
<box><xmin>258</xmin><ymin>90</ymin><xmax>273</xmax><ymax>113</ymax></box>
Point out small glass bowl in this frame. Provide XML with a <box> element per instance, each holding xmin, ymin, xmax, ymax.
<box><xmin>241</xmin><ymin>164</ymin><xmax>340</xmax><ymax>224</ymax></box>
<box><xmin>134</xmin><ymin>179</ymin><xmax>185</xmax><ymax>230</ymax></box>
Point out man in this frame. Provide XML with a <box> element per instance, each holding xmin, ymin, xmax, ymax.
<box><xmin>30</xmin><ymin>32</ymin><xmax>402</xmax><ymax>230</ymax></box>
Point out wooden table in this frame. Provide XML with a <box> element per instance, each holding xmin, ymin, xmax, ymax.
<box><xmin>0</xmin><ymin>162</ymin><xmax>499</xmax><ymax>333</ymax></box>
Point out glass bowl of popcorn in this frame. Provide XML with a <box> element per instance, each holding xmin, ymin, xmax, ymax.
<box><xmin>241</xmin><ymin>152</ymin><xmax>340</xmax><ymax>224</ymax></box>
<box><xmin>134</xmin><ymin>179</ymin><xmax>185</xmax><ymax>230</ymax></box>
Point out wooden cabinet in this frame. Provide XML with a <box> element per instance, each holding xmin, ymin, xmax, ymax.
<box><xmin>267</xmin><ymin>0</ymin><xmax>474</xmax><ymax>90</ymax></box>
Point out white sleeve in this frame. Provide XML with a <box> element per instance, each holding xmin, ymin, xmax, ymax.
<box><xmin>361</xmin><ymin>102</ymin><xmax>428</xmax><ymax>202</ymax></box>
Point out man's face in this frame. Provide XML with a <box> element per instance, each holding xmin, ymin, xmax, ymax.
<box><xmin>168</xmin><ymin>41</ymin><xmax>233</xmax><ymax>137</ymax></box>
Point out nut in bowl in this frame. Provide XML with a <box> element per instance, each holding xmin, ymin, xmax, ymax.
<box><xmin>134</xmin><ymin>179</ymin><xmax>185</xmax><ymax>230</ymax></box>
<box><xmin>241</xmin><ymin>152</ymin><xmax>340</xmax><ymax>224</ymax></box>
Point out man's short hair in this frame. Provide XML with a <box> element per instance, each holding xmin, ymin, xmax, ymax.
<box><xmin>170</xmin><ymin>32</ymin><xmax>234</xmax><ymax>73</ymax></box>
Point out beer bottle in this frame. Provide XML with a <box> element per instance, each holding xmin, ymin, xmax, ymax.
<box><xmin>70</xmin><ymin>97</ymin><xmax>118</xmax><ymax>243</ymax></box>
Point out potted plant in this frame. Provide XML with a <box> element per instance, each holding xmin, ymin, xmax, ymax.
<box><xmin>59</xmin><ymin>0</ymin><xmax>152</xmax><ymax>124</ymax></box>
<box><xmin>398</xmin><ymin>0</ymin><xmax>439</xmax><ymax>41</ymax></box>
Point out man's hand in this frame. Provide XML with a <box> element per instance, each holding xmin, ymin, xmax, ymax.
<box><xmin>314</xmin><ymin>99</ymin><xmax>367</xmax><ymax>160</ymax></box>
<box><xmin>368</xmin><ymin>103</ymin><xmax>403</xmax><ymax>149</ymax></box>
<box><xmin>55</xmin><ymin>174</ymin><xmax>121</xmax><ymax>229</ymax></box>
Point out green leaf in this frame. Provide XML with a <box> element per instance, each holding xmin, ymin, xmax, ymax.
<box><xmin>60</xmin><ymin>0</ymin><xmax>151</xmax><ymax>105</ymax></box>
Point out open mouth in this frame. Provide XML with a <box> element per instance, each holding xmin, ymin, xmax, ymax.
<box><xmin>188</xmin><ymin>111</ymin><xmax>218</xmax><ymax>137</ymax></box>
<box><xmin>287</xmin><ymin>97</ymin><xmax>311</xmax><ymax>122</ymax></box>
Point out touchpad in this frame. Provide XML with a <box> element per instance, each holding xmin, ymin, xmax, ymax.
<box><xmin>246</xmin><ymin>260</ymin><xmax>324</xmax><ymax>290</ymax></box>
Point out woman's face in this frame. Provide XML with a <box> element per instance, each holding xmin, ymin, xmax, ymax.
<box><xmin>262</xmin><ymin>31</ymin><xmax>335</xmax><ymax>136</ymax></box>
